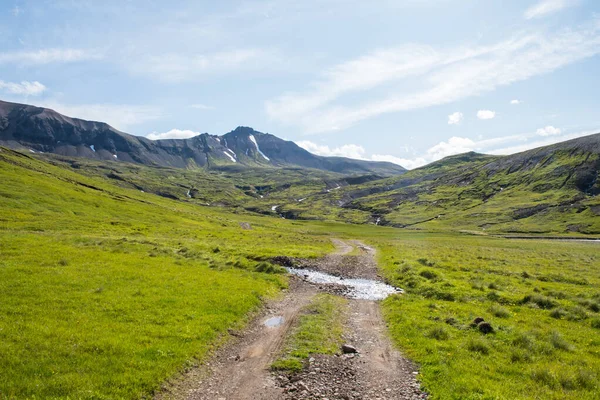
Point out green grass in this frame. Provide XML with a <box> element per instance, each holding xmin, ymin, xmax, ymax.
<box><xmin>0</xmin><ymin>149</ymin><xmax>336</xmax><ymax>398</ymax></box>
<box><xmin>2</xmin><ymin>147</ymin><xmax>600</xmax><ymax>399</ymax></box>
<box><xmin>373</xmin><ymin>234</ymin><xmax>600</xmax><ymax>400</ymax></box>
<box><xmin>271</xmin><ymin>294</ymin><xmax>347</xmax><ymax>372</ymax></box>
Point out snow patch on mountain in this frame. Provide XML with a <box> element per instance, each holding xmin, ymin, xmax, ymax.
<box><xmin>249</xmin><ymin>134</ymin><xmax>270</xmax><ymax>161</ymax></box>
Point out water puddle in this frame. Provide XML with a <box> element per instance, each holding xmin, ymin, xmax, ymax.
<box><xmin>264</xmin><ymin>316</ymin><xmax>284</xmax><ymax>327</ymax></box>
<box><xmin>286</xmin><ymin>267</ymin><xmax>402</xmax><ymax>300</ymax></box>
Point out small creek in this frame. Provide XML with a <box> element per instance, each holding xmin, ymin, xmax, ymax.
<box><xmin>286</xmin><ymin>267</ymin><xmax>402</xmax><ymax>301</ymax></box>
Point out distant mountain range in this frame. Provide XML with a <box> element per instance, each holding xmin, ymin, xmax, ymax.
<box><xmin>0</xmin><ymin>100</ymin><xmax>406</xmax><ymax>176</ymax></box>
<box><xmin>1</xmin><ymin>98</ymin><xmax>599</xmax><ymax>234</ymax></box>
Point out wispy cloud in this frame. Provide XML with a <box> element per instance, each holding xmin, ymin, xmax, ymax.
<box><xmin>38</xmin><ymin>101</ymin><xmax>162</xmax><ymax>131</ymax></box>
<box><xmin>146</xmin><ymin>129</ymin><xmax>203</xmax><ymax>140</ymax></box>
<box><xmin>448</xmin><ymin>111</ymin><xmax>463</xmax><ymax>125</ymax></box>
<box><xmin>12</xmin><ymin>5</ymin><xmax>21</xmax><ymax>16</ymax></box>
<box><xmin>510</xmin><ymin>99</ymin><xmax>521</xmax><ymax>105</ymax></box>
<box><xmin>266</xmin><ymin>19</ymin><xmax>600</xmax><ymax>134</ymax></box>
<box><xmin>190</xmin><ymin>103</ymin><xmax>215</xmax><ymax>110</ymax></box>
<box><xmin>0</xmin><ymin>48</ymin><xmax>103</xmax><ymax>65</ymax></box>
<box><xmin>477</xmin><ymin>110</ymin><xmax>496</xmax><ymax>120</ymax></box>
<box><xmin>128</xmin><ymin>48</ymin><xmax>281</xmax><ymax>82</ymax></box>
<box><xmin>524</xmin><ymin>0</ymin><xmax>576</xmax><ymax>20</ymax></box>
<box><xmin>0</xmin><ymin>80</ymin><xmax>46</xmax><ymax>96</ymax></box>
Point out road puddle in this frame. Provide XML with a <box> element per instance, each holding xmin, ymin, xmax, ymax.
<box><xmin>264</xmin><ymin>316</ymin><xmax>284</xmax><ymax>327</ymax></box>
<box><xmin>286</xmin><ymin>267</ymin><xmax>402</xmax><ymax>300</ymax></box>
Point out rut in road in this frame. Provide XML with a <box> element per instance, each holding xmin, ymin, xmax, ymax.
<box><xmin>156</xmin><ymin>239</ymin><xmax>426</xmax><ymax>400</ymax></box>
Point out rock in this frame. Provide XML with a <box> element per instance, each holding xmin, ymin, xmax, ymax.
<box><xmin>271</xmin><ymin>255</ymin><xmax>295</xmax><ymax>267</ymax></box>
<box><xmin>478</xmin><ymin>322</ymin><xmax>494</xmax><ymax>334</ymax></box>
<box><xmin>473</xmin><ymin>317</ymin><xmax>485</xmax><ymax>325</ymax></box>
<box><xmin>239</xmin><ymin>222</ymin><xmax>252</xmax><ymax>230</ymax></box>
<box><xmin>342</xmin><ymin>344</ymin><xmax>358</xmax><ymax>354</ymax></box>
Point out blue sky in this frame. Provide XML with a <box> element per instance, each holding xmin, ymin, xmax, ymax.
<box><xmin>1</xmin><ymin>0</ymin><xmax>600</xmax><ymax>168</ymax></box>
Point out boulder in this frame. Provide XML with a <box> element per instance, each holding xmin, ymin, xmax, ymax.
<box><xmin>341</xmin><ymin>344</ymin><xmax>358</xmax><ymax>354</ymax></box>
<box><xmin>239</xmin><ymin>222</ymin><xmax>252</xmax><ymax>230</ymax></box>
<box><xmin>478</xmin><ymin>322</ymin><xmax>494</xmax><ymax>334</ymax></box>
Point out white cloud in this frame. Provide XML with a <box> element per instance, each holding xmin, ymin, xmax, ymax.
<box><xmin>384</xmin><ymin>127</ymin><xmax>599</xmax><ymax>170</ymax></box>
<box><xmin>0</xmin><ymin>48</ymin><xmax>102</xmax><ymax>65</ymax></box>
<box><xmin>427</xmin><ymin>136</ymin><xmax>477</xmax><ymax>160</ymax></box>
<box><xmin>447</xmin><ymin>111</ymin><xmax>463</xmax><ymax>125</ymax></box>
<box><xmin>536</xmin><ymin>125</ymin><xmax>561</xmax><ymax>136</ymax></box>
<box><xmin>0</xmin><ymin>80</ymin><xmax>46</xmax><ymax>96</ymax></box>
<box><xmin>38</xmin><ymin>101</ymin><xmax>162</xmax><ymax>131</ymax></box>
<box><xmin>296</xmin><ymin>141</ymin><xmax>366</xmax><ymax>159</ymax></box>
<box><xmin>372</xmin><ymin>154</ymin><xmax>426</xmax><ymax>170</ymax></box>
<box><xmin>296</xmin><ymin>140</ymin><xmax>408</xmax><ymax>167</ymax></box>
<box><xmin>129</xmin><ymin>48</ymin><xmax>281</xmax><ymax>82</ymax></box>
<box><xmin>190</xmin><ymin>103</ymin><xmax>215</xmax><ymax>110</ymax></box>
<box><xmin>266</xmin><ymin>18</ymin><xmax>600</xmax><ymax>134</ymax></box>
<box><xmin>146</xmin><ymin>129</ymin><xmax>203</xmax><ymax>140</ymax></box>
<box><xmin>477</xmin><ymin>110</ymin><xmax>496</xmax><ymax>120</ymax></box>
<box><xmin>297</xmin><ymin>126</ymin><xmax>599</xmax><ymax>170</ymax></box>
<box><xmin>524</xmin><ymin>0</ymin><xmax>575</xmax><ymax>20</ymax></box>
<box><xmin>510</xmin><ymin>99</ymin><xmax>521</xmax><ymax>105</ymax></box>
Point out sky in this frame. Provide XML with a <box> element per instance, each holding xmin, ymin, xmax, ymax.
<box><xmin>1</xmin><ymin>0</ymin><xmax>600</xmax><ymax>169</ymax></box>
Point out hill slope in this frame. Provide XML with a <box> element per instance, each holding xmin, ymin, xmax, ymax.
<box><xmin>0</xmin><ymin>100</ymin><xmax>405</xmax><ymax>175</ymax></box>
<box><xmin>269</xmin><ymin>134</ymin><xmax>600</xmax><ymax>234</ymax></box>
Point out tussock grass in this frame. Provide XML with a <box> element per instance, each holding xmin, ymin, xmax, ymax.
<box><xmin>426</xmin><ymin>326</ymin><xmax>450</xmax><ymax>341</ymax></box>
<box><xmin>467</xmin><ymin>337</ymin><xmax>490</xmax><ymax>354</ymax></box>
<box><xmin>489</xmin><ymin>304</ymin><xmax>510</xmax><ymax>318</ymax></box>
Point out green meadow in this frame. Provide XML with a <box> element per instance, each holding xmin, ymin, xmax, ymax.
<box><xmin>376</xmin><ymin>234</ymin><xmax>600</xmax><ymax>399</ymax></box>
<box><xmin>0</xmin><ymin>149</ymin><xmax>333</xmax><ymax>398</ymax></box>
<box><xmin>1</xmin><ymin>148</ymin><xmax>599</xmax><ymax>399</ymax></box>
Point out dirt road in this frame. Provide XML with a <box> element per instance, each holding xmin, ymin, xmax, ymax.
<box><xmin>157</xmin><ymin>240</ymin><xmax>426</xmax><ymax>400</ymax></box>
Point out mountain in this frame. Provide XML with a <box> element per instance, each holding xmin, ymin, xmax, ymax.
<box><xmin>262</xmin><ymin>134</ymin><xmax>600</xmax><ymax>234</ymax></box>
<box><xmin>0</xmin><ymin>100</ymin><xmax>406</xmax><ymax>176</ymax></box>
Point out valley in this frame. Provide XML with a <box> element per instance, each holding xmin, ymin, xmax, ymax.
<box><xmin>0</xmin><ymin>102</ymin><xmax>599</xmax><ymax>399</ymax></box>
<box><xmin>1</xmin><ymin>138</ymin><xmax>599</xmax><ymax>399</ymax></box>
<box><xmin>4</xmin><ymin>1</ymin><xmax>600</xmax><ymax>399</ymax></box>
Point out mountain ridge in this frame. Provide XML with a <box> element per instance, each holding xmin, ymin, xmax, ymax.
<box><xmin>0</xmin><ymin>100</ymin><xmax>406</xmax><ymax>176</ymax></box>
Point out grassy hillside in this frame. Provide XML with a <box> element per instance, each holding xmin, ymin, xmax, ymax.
<box><xmin>0</xmin><ymin>148</ymin><xmax>336</xmax><ymax>398</ymax></box>
<box><xmin>1</xmin><ymin>146</ymin><xmax>600</xmax><ymax>399</ymax></box>
<box><xmin>293</xmin><ymin>137</ymin><xmax>600</xmax><ymax>234</ymax></box>
<box><xmin>28</xmin><ymin>133</ymin><xmax>600</xmax><ymax>236</ymax></box>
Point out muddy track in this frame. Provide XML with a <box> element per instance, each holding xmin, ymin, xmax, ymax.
<box><xmin>156</xmin><ymin>239</ymin><xmax>426</xmax><ymax>400</ymax></box>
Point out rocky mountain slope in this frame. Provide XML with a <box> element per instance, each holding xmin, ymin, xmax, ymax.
<box><xmin>0</xmin><ymin>100</ymin><xmax>405</xmax><ymax>175</ymax></box>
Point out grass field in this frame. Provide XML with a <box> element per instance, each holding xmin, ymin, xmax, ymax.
<box><xmin>2</xmin><ymin>148</ymin><xmax>600</xmax><ymax>399</ymax></box>
<box><xmin>0</xmin><ymin>149</ymin><xmax>335</xmax><ymax>399</ymax></box>
<box><xmin>374</xmin><ymin>234</ymin><xmax>600</xmax><ymax>400</ymax></box>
